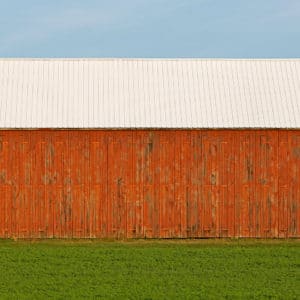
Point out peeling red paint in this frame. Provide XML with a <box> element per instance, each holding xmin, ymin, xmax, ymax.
<box><xmin>0</xmin><ymin>130</ymin><xmax>299</xmax><ymax>238</ymax></box>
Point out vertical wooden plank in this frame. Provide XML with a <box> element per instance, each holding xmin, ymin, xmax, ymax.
<box><xmin>174</xmin><ymin>131</ymin><xmax>182</xmax><ymax>237</ymax></box>
<box><xmin>29</xmin><ymin>131</ymin><xmax>36</xmax><ymax>238</ymax></box>
<box><xmin>290</xmin><ymin>132</ymin><xmax>300</xmax><ymax>237</ymax></box>
<box><xmin>235</xmin><ymin>131</ymin><xmax>241</xmax><ymax>237</ymax></box>
<box><xmin>267</xmin><ymin>131</ymin><xmax>278</xmax><ymax>238</ymax></box>
<box><xmin>179</xmin><ymin>131</ymin><xmax>190</xmax><ymax>237</ymax></box>
<box><xmin>82</xmin><ymin>132</ymin><xmax>92</xmax><ymax>238</ymax></box>
<box><xmin>101</xmin><ymin>131</ymin><xmax>109</xmax><ymax>238</ymax></box>
<box><xmin>80</xmin><ymin>131</ymin><xmax>89</xmax><ymax>238</ymax></box>
<box><xmin>9</xmin><ymin>132</ymin><xmax>18</xmax><ymax>237</ymax></box>
<box><xmin>90</xmin><ymin>131</ymin><xmax>108</xmax><ymax>238</ymax></box>
<box><xmin>202</xmin><ymin>132</ymin><xmax>213</xmax><ymax>237</ymax></box>
<box><xmin>253</xmin><ymin>131</ymin><xmax>261</xmax><ymax>237</ymax></box>
<box><xmin>4</xmin><ymin>132</ymin><xmax>15</xmax><ymax>237</ymax></box>
<box><xmin>204</xmin><ymin>131</ymin><xmax>217</xmax><ymax>237</ymax></box>
<box><xmin>247</xmin><ymin>131</ymin><xmax>256</xmax><ymax>237</ymax></box>
<box><xmin>108</xmin><ymin>134</ymin><xmax>116</xmax><ymax>238</ymax></box>
<box><xmin>219</xmin><ymin>131</ymin><xmax>235</xmax><ymax>237</ymax></box>
<box><xmin>255</xmin><ymin>131</ymin><xmax>279</xmax><ymax>238</ymax></box>
<box><xmin>123</xmin><ymin>132</ymin><xmax>133</xmax><ymax>239</ymax></box>
<box><xmin>159</xmin><ymin>132</ymin><xmax>167</xmax><ymax>238</ymax></box>
<box><xmin>0</xmin><ymin>134</ymin><xmax>12</xmax><ymax>239</ymax></box>
<box><xmin>39</xmin><ymin>133</ymin><xmax>47</xmax><ymax>238</ymax></box>
<box><xmin>62</xmin><ymin>130</ymin><xmax>72</xmax><ymax>238</ymax></box>
<box><xmin>106</xmin><ymin>134</ymin><xmax>113</xmax><ymax>237</ymax></box>
<box><xmin>118</xmin><ymin>132</ymin><xmax>129</xmax><ymax>239</ymax></box>
<box><xmin>70</xmin><ymin>131</ymin><xmax>84</xmax><ymax>238</ymax></box>
<box><xmin>183</xmin><ymin>131</ymin><xmax>191</xmax><ymax>237</ymax></box>
<box><xmin>125</xmin><ymin>131</ymin><xmax>141</xmax><ymax>238</ymax></box>
<box><xmin>190</xmin><ymin>131</ymin><xmax>201</xmax><ymax>237</ymax></box>
<box><xmin>153</xmin><ymin>132</ymin><xmax>161</xmax><ymax>238</ymax></box>
<box><xmin>133</xmin><ymin>131</ymin><xmax>143</xmax><ymax>238</ymax></box>
<box><xmin>278</xmin><ymin>130</ymin><xmax>289</xmax><ymax>237</ymax></box>
<box><xmin>0</xmin><ymin>133</ymin><xmax>9</xmax><ymax>237</ymax></box>
<box><xmin>108</xmin><ymin>131</ymin><xmax>127</xmax><ymax>238</ymax></box>
<box><xmin>211</xmin><ymin>131</ymin><xmax>219</xmax><ymax>237</ymax></box>
<box><xmin>142</xmin><ymin>131</ymin><xmax>157</xmax><ymax>238</ymax></box>
<box><xmin>237</xmin><ymin>131</ymin><xmax>256</xmax><ymax>237</ymax></box>
<box><xmin>18</xmin><ymin>133</ymin><xmax>31</xmax><ymax>238</ymax></box>
<box><xmin>30</xmin><ymin>131</ymin><xmax>45</xmax><ymax>238</ymax></box>
<box><xmin>50</xmin><ymin>131</ymin><xmax>61</xmax><ymax>237</ymax></box>
<box><xmin>51</xmin><ymin>131</ymin><xmax>66</xmax><ymax>238</ymax></box>
<box><xmin>271</xmin><ymin>131</ymin><xmax>279</xmax><ymax>238</ymax></box>
<box><xmin>198</xmin><ymin>130</ymin><xmax>205</xmax><ymax>237</ymax></box>
<box><xmin>159</xmin><ymin>131</ymin><xmax>175</xmax><ymax>238</ymax></box>
<box><xmin>44</xmin><ymin>131</ymin><xmax>54</xmax><ymax>238</ymax></box>
<box><xmin>228</xmin><ymin>132</ymin><xmax>236</xmax><ymax>237</ymax></box>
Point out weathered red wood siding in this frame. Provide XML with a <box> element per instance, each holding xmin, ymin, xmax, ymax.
<box><xmin>0</xmin><ymin>130</ymin><xmax>299</xmax><ymax>238</ymax></box>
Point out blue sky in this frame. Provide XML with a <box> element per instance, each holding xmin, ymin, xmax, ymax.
<box><xmin>0</xmin><ymin>0</ymin><xmax>299</xmax><ymax>57</ymax></box>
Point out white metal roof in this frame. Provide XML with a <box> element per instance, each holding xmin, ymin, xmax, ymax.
<box><xmin>0</xmin><ymin>58</ymin><xmax>299</xmax><ymax>128</ymax></box>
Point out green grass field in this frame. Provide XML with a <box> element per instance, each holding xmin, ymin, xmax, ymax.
<box><xmin>0</xmin><ymin>239</ymin><xmax>299</xmax><ymax>299</ymax></box>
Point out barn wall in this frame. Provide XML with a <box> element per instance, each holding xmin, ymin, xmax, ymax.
<box><xmin>0</xmin><ymin>130</ymin><xmax>299</xmax><ymax>238</ymax></box>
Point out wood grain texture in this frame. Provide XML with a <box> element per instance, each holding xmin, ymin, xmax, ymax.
<box><xmin>0</xmin><ymin>130</ymin><xmax>299</xmax><ymax>238</ymax></box>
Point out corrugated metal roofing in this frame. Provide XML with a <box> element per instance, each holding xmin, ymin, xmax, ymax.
<box><xmin>0</xmin><ymin>58</ymin><xmax>299</xmax><ymax>128</ymax></box>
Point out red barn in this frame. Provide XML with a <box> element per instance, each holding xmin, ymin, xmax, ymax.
<box><xmin>0</xmin><ymin>58</ymin><xmax>299</xmax><ymax>238</ymax></box>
